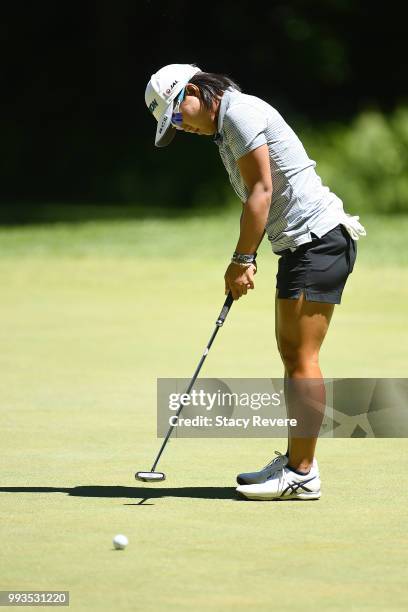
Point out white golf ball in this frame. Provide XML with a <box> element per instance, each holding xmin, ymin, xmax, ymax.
<box><xmin>113</xmin><ymin>534</ymin><xmax>128</xmax><ymax>550</ymax></box>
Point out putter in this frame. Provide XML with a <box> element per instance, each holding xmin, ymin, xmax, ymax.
<box><xmin>135</xmin><ymin>291</ymin><xmax>234</xmax><ymax>482</ymax></box>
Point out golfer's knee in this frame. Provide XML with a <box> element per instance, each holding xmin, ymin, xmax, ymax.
<box><xmin>278</xmin><ymin>344</ymin><xmax>319</xmax><ymax>376</ymax></box>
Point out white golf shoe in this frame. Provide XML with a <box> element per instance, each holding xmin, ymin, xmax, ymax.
<box><xmin>236</xmin><ymin>461</ymin><xmax>321</xmax><ymax>501</ymax></box>
<box><xmin>237</xmin><ymin>451</ymin><xmax>319</xmax><ymax>486</ymax></box>
<box><xmin>236</xmin><ymin>451</ymin><xmax>289</xmax><ymax>485</ymax></box>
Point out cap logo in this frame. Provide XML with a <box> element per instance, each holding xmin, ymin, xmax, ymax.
<box><xmin>158</xmin><ymin>115</ymin><xmax>168</xmax><ymax>134</ymax></box>
<box><xmin>149</xmin><ymin>98</ymin><xmax>158</xmax><ymax>114</ymax></box>
<box><xmin>164</xmin><ymin>80</ymin><xmax>178</xmax><ymax>97</ymax></box>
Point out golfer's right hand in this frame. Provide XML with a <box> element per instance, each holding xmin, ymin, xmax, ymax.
<box><xmin>224</xmin><ymin>262</ymin><xmax>256</xmax><ymax>300</ymax></box>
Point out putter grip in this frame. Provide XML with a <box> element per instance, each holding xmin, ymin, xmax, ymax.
<box><xmin>216</xmin><ymin>291</ymin><xmax>234</xmax><ymax>326</ymax></box>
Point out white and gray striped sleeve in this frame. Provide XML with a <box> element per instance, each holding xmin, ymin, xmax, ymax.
<box><xmin>223</xmin><ymin>104</ymin><xmax>267</xmax><ymax>161</ymax></box>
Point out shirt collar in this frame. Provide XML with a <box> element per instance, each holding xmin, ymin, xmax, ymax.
<box><xmin>213</xmin><ymin>87</ymin><xmax>238</xmax><ymax>144</ymax></box>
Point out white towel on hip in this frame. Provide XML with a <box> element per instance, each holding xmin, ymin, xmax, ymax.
<box><xmin>332</xmin><ymin>198</ymin><xmax>367</xmax><ymax>240</ymax></box>
<box><xmin>340</xmin><ymin>212</ymin><xmax>367</xmax><ymax>240</ymax></box>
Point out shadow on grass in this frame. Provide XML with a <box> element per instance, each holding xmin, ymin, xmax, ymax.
<box><xmin>0</xmin><ymin>485</ymin><xmax>238</xmax><ymax>503</ymax></box>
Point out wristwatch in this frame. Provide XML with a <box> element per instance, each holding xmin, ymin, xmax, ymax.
<box><xmin>231</xmin><ymin>251</ymin><xmax>257</xmax><ymax>265</ymax></box>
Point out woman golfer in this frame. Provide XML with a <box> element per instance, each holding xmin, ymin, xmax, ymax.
<box><xmin>145</xmin><ymin>63</ymin><xmax>366</xmax><ymax>501</ymax></box>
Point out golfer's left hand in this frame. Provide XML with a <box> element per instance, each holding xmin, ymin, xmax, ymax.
<box><xmin>224</xmin><ymin>262</ymin><xmax>256</xmax><ymax>300</ymax></box>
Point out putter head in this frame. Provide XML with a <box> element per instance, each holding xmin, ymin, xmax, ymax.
<box><xmin>135</xmin><ymin>471</ymin><xmax>166</xmax><ymax>482</ymax></box>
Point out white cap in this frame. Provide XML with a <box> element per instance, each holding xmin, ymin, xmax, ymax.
<box><xmin>145</xmin><ymin>63</ymin><xmax>201</xmax><ymax>147</ymax></box>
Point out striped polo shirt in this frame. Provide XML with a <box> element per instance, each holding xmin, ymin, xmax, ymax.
<box><xmin>214</xmin><ymin>88</ymin><xmax>365</xmax><ymax>253</ymax></box>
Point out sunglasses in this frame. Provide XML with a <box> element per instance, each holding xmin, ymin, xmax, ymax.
<box><xmin>171</xmin><ymin>87</ymin><xmax>186</xmax><ymax>129</ymax></box>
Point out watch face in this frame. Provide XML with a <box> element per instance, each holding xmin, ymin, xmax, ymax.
<box><xmin>233</xmin><ymin>253</ymin><xmax>256</xmax><ymax>263</ymax></box>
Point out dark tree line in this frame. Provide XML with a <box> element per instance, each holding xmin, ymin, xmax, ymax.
<box><xmin>0</xmin><ymin>0</ymin><xmax>406</xmax><ymax>213</ymax></box>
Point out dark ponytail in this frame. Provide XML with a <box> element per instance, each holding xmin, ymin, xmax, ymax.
<box><xmin>188</xmin><ymin>71</ymin><xmax>241</xmax><ymax>110</ymax></box>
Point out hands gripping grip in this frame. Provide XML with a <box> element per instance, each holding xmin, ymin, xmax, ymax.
<box><xmin>216</xmin><ymin>292</ymin><xmax>234</xmax><ymax>326</ymax></box>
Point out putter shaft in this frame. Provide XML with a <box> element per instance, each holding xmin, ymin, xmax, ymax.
<box><xmin>150</xmin><ymin>292</ymin><xmax>234</xmax><ymax>473</ymax></box>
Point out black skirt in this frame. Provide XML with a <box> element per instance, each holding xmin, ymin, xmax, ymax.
<box><xmin>276</xmin><ymin>224</ymin><xmax>357</xmax><ymax>304</ymax></box>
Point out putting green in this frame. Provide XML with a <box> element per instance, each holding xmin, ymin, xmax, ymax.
<box><xmin>1</xmin><ymin>213</ymin><xmax>407</xmax><ymax>610</ymax></box>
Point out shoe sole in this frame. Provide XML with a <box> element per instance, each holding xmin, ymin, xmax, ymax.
<box><xmin>237</xmin><ymin>472</ymin><xmax>321</xmax><ymax>487</ymax></box>
<box><xmin>237</xmin><ymin>490</ymin><xmax>321</xmax><ymax>501</ymax></box>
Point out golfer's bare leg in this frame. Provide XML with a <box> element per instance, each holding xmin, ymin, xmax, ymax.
<box><xmin>275</xmin><ymin>290</ymin><xmax>334</xmax><ymax>473</ymax></box>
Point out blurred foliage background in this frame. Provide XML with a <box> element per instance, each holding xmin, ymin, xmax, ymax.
<box><xmin>2</xmin><ymin>7</ymin><xmax>408</xmax><ymax>605</ymax></box>
<box><xmin>1</xmin><ymin>0</ymin><xmax>407</xmax><ymax>221</ymax></box>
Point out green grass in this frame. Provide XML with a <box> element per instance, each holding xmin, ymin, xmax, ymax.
<box><xmin>1</xmin><ymin>211</ymin><xmax>407</xmax><ymax>611</ymax></box>
<box><xmin>1</xmin><ymin>209</ymin><xmax>408</xmax><ymax>265</ymax></box>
